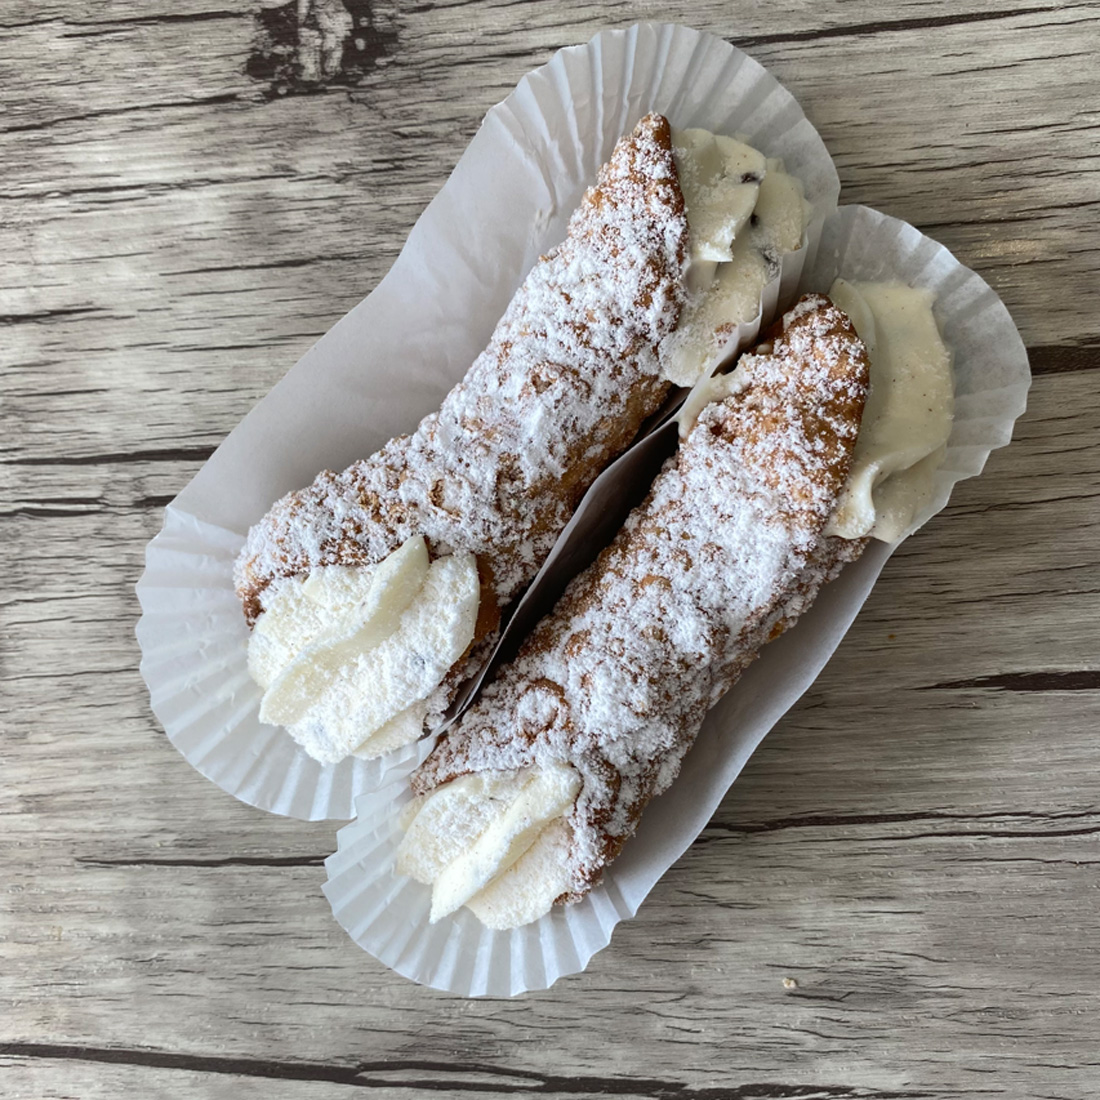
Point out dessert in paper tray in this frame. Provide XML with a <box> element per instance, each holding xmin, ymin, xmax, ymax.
<box><xmin>396</xmin><ymin>285</ymin><xmax>953</xmax><ymax>931</ymax></box>
<box><xmin>132</xmin><ymin>26</ymin><xmax>1029</xmax><ymax>993</ymax></box>
<box><xmin>136</xmin><ymin>26</ymin><xmax>842</xmax><ymax>820</ymax></box>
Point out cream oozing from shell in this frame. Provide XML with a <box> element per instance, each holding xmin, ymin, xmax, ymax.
<box><xmin>676</xmin><ymin>281</ymin><xmax>954</xmax><ymax>544</ymax></box>
<box><xmin>659</xmin><ymin>127</ymin><xmax>810</xmax><ymax>387</ymax></box>
<box><xmin>825</xmin><ymin>279</ymin><xmax>954</xmax><ymax>542</ymax></box>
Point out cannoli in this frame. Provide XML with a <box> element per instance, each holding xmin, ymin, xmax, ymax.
<box><xmin>397</xmin><ymin>294</ymin><xmax>872</xmax><ymax>928</ymax></box>
<box><xmin>237</xmin><ymin>114</ymin><xmax>812</xmax><ymax>767</ymax></box>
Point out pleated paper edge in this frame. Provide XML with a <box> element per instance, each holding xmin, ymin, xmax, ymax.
<box><xmin>135</xmin><ymin>504</ymin><xmax>430</xmax><ymax>821</ymax></box>
<box><xmin>804</xmin><ymin>203</ymin><xmax>1030</xmax><ymax>540</ymax></box>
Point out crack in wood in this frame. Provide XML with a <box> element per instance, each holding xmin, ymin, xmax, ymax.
<box><xmin>14</xmin><ymin>388</ymin><xmax>112</xmax><ymax>399</ymax></box>
<box><xmin>1</xmin><ymin>446</ymin><xmax>217</xmax><ymax>467</ymax></box>
<box><xmin>132</xmin><ymin>494</ymin><xmax>180</xmax><ymax>510</ymax></box>
<box><xmin>75</xmin><ymin>855</ymin><xmax>326</xmax><ymax>869</ymax></box>
<box><xmin>731</xmin><ymin>5</ymin><xmax>1058</xmax><ymax>48</ymax></box>
<box><xmin>0</xmin><ymin>1044</ymin><xmax>930</xmax><ymax>1097</ymax></box>
<box><xmin>1</xmin><ymin>94</ymin><xmax>240</xmax><ymax>135</ymax></box>
<box><xmin>954</xmin><ymin>855</ymin><xmax>1100</xmax><ymax>867</ymax></box>
<box><xmin>950</xmin><ymin>489</ymin><xmax>1100</xmax><ymax>516</ymax></box>
<box><xmin>61</xmin><ymin>10</ymin><xmax>244</xmax><ymax>31</ymax></box>
<box><xmin>74</xmin><ymin>810</ymin><xmax>1100</xmax><ymax>872</ymax></box>
<box><xmin>921</xmin><ymin>670</ymin><xmax>1100</xmax><ymax>692</ymax></box>
<box><xmin>2</xmin><ymin>496</ymin><xmax>174</xmax><ymax>517</ymax></box>
<box><xmin>168</xmin><ymin>338</ymin><xmax>319</xmax><ymax>351</ymax></box>
<box><xmin>440</xmin><ymin>45</ymin><xmax>556</xmax><ymax>71</ymax></box>
<box><xmin>172</xmin><ymin>254</ymin><xmax>362</xmax><ymax>276</ymax></box>
<box><xmin>3</xmin><ymin>172</ymin><xmax>299</xmax><ymax>204</ymax></box>
<box><xmin>1029</xmin><ymin>345</ymin><xmax>1100</xmax><ymax>375</ymax></box>
<box><xmin>2</xmin><ymin>503</ymin><xmax>105</xmax><ymax>518</ymax></box>
<box><xmin>0</xmin><ymin>307</ymin><xmax>107</xmax><ymax>325</ymax></box>
<box><xmin>699</xmin><ymin>808</ymin><xmax>1099</xmax><ymax>837</ymax></box>
<box><xmin>863</xmin><ymin>825</ymin><xmax>1100</xmax><ymax>844</ymax></box>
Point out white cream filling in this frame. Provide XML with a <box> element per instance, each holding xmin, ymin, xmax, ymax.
<box><xmin>259</xmin><ymin>535</ymin><xmax>430</xmax><ymax>727</ymax></box>
<box><xmin>465</xmin><ymin>819</ymin><xmax>575</xmax><ymax>931</ymax></box>
<box><xmin>353</xmin><ymin>700</ymin><xmax>430</xmax><ymax>761</ymax></box>
<box><xmin>248</xmin><ymin>565</ymin><xmax>376</xmax><ymax>690</ymax></box>
<box><xmin>826</xmin><ymin>279</ymin><xmax>954</xmax><ymax>542</ymax></box>
<box><xmin>660</xmin><ymin>130</ymin><xmax>810</xmax><ymax>388</ymax></box>
<box><xmin>396</xmin><ymin>763</ymin><xmax>581</xmax><ymax>928</ymax></box>
<box><xmin>673</xmin><ymin>128</ymin><xmax>765</xmax><ymax>269</ymax></box>
<box><xmin>248</xmin><ymin>536</ymin><xmax>480</xmax><ymax>764</ymax></box>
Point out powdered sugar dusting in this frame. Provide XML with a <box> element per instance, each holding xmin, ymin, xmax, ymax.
<box><xmin>414</xmin><ymin>296</ymin><xmax>870</xmax><ymax>896</ymax></box>
<box><xmin>235</xmin><ymin>114</ymin><xmax>688</xmax><ymax>629</ymax></box>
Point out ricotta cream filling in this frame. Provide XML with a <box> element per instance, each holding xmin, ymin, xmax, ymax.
<box><xmin>247</xmin><ymin>536</ymin><xmax>480</xmax><ymax>764</ymax></box>
<box><xmin>396</xmin><ymin>763</ymin><xmax>581</xmax><ymax>928</ymax></box>
<box><xmin>259</xmin><ymin>535</ymin><xmax>431</xmax><ymax>727</ymax></box>
<box><xmin>660</xmin><ymin>128</ymin><xmax>810</xmax><ymax>387</ymax></box>
<box><xmin>248</xmin><ymin>564</ymin><xmax>377</xmax><ymax>691</ymax></box>
<box><xmin>825</xmin><ymin>279</ymin><xmax>954</xmax><ymax>542</ymax></box>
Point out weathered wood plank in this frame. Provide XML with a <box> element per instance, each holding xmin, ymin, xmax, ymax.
<box><xmin>0</xmin><ymin>1054</ymin><xmax>958</xmax><ymax>1100</ymax></box>
<box><xmin>3</xmin><ymin>1061</ymin><xmax>356</xmax><ymax>1100</ymax></box>
<box><xmin>4</xmin><ymin>798</ymin><xmax>1100</xmax><ymax>1096</ymax></box>
<box><xmin>4</xmin><ymin>1</ymin><xmax>1100</xmax><ymax>1097</ymax></box>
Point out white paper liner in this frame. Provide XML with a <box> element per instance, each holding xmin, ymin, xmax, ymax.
<box><xmin>323</xmin><ymin>204</ymin><xmax>1030</xmax><ymax>995</ymax></box>
<box><xmin>135</xmin><ymin>23</ymin><xmax>839</xmax><ymax>820</ymax></box>
<box><xmin>135</xmin><ymin>506</ymin><xmax>437</xmax><ymax>819</ymax></box>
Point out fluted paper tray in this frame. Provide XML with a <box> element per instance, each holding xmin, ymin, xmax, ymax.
<box><xmin>135</xmin><ymin>23</ymin><xmax>841</xmax><ymax>820</ymax></box>
<box><xmin>322</xmin><ymin>204</ymin><xmax>1030</xmax><ymax>995</ymax></box>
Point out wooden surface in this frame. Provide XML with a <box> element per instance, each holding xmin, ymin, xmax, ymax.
<box><xmin>3</xmin><ymin>1</ymin><xmax>1099</xmax><ymax>1096</ymax></box>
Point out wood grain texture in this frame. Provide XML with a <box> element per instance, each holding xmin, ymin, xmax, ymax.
<box><xmin>3</xmin><ymin>1</ymin><xmax>1099</xmax><ymax>1097</ymax></box>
